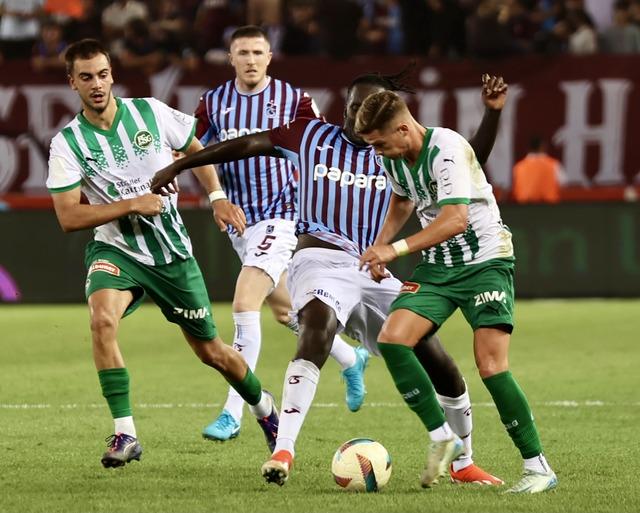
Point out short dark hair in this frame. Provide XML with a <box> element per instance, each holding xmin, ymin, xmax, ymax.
<box><xmin>64</xmin><ymin>39</ymin><xmax>111</xmax><ymax>75</ymax></box>
<box><xmin>229</xmin><ymin>25</ymin><xmax>269</xmax><ymax>45</ymax></box>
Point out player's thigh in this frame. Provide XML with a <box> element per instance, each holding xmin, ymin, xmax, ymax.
<box><xmin>458</xmin><ymin>261</ymin><xmax>515</xmax><ymax>332</ymax></box>
<box><xmin>287</xmin><ymin>248</ymin><xmax>362</xmax><ymax>331</ymax></box>
<box><xmin>84</xmin><ymin>242</ymin><xmax>146</xmax><ymax>320</ymax></box>
<box><xmin>143</xmin><ymin>257</ymin><xmax>218</xmax><ymax>342</ymax></box>
<box><xmin>346</xmin><ymin>272</ymin><xmax>403</xmax><ymax>355</ymax></box>
<box><xmin>87</xmin><ymin>288</ymin><xmax>134</xmax><ymax>328</ymax></box>
<box><xmin>378</xmin><ymin>309</ymin><xmax>436</xmax><ymax>347</ymax></box>
<box><xmin>387</xmin><ymin>278</ymin><xmax>458</xmax><ymax>338</ymax></box>
<box><xmin>235</xmin><ymin>219</ymin><xmax>297</xmax><ymax>291</ymax></box>
<box><xmin>233</xmin><ymin>265</ymin><xmax>276</xmax><ymax>311</ymax></box>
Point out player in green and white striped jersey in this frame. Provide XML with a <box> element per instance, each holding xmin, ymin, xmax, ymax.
<box><xmin>355</xmin><ymin>90</ymin><xmax>557</xmax><ymax>494</ymax></box>
<box><xmin>47</xmin><ymin>39</ymin><xmax>279</xmax><ymax>469</ymax></box>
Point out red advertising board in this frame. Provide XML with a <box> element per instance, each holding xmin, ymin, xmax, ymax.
<box><xmin>1</xmin><ymin>55</ymin><xmax>639</xmax><ymax>206</ymax></box>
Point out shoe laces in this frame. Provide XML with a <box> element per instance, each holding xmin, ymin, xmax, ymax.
<box><xmin>215</xmin><ymin>411</ymin><xmax>237</xmax><ymax>430</ymax></box>
<box><xmin>105</xmin><ymin>433</ymin><xmax>134</xmax><ymax>451</ymax></box>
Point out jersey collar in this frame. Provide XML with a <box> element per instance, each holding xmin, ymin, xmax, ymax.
<box><xmin>77</xmin><ymin>97</ymin><xmax>124</xmax><ymax>137</ymax></box>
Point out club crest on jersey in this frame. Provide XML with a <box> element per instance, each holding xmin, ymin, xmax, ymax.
<box><xmin>265</xmin><ymin>100</ymin><xmax>278</xmax><ymax>119</ymax></box>
<box><xmin>400</xmin><ymin>281</ymin><xmax>420</xmax><ymax>294</ymax></box>
<box><xmin>133</xmin><ymin>130</ymin><xmax>154</xmax><ymax>149</ymax></box>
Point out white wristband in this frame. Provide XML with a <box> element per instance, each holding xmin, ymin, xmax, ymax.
<box><xmin>208</xmin><ymin>190</ymin><xmax>227</xmax><ymax>203</ymax></box>
<box><xmin>391</xmin><ymin>239</ymin><xmax>410</xmax><ymax>257</ymax></box>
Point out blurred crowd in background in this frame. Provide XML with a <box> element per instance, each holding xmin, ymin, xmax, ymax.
<box><xmin>1</xmin><ymin>0</ymin><xmax>640</xmax><ymax>74</ymax></box>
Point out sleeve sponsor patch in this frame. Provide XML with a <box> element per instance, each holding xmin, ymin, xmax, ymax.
<box><xmin>400</xmin><ymin>281</ymin><xmax>420</xmax><ymax>294</ymax></box>
<box><xmin>88</xmin><ymin>260</ymin><xmax>121</xmax><ymax>276</ymax></box>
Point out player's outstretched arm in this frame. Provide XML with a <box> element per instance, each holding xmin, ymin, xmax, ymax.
<box><xmin>51</xmin><ymin>186</ymin><xmax>163</xmax><ymax>232</ymax></box>
<box><xmin>182</xmin><ymin>138</ymin><xmax>247</xmax><ymax>235</ymax></box>
<box><xmin>151</xmin><ymin>132</ymin><xmax>281</xmax><ymax>195</ymax></box>
<box><xmin>469</xmin><ymin>74</ymin><xmax>508</xmax><ymax>165</ymax></box>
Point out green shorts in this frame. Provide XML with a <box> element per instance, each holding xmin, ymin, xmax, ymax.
<box><xmin>84</xmin><ymin>241</ymin><xmax>217</xmax><ymax>341</ymax></box>
<box><xmin>390</xmin><ymin>258</ymin><xmax>515</xmax><ymax>333</ymax></box>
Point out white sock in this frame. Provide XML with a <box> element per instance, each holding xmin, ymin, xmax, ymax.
<box><xmin>429</xmin><ymin>421</ymin><xmax>455</xmax><ymax>442</ymax></box>
<box><xmin>437</xmin><ymin>383</ymin><xmax>474</xmax><ymax>471</ymax></box>
<box><xmin>524</xmin><ymin>454</ymin><xmax>552</xmax><ymax>474</ymax></box>
<box><xmin>114</xmin><ymin>416</ymin><xmax>136</xmax><ymax>437</ymax></box>
<box><xmin>248</xmin><ymin>390</ymin><xmax>273</xmax><ymax>418</ymax></box>
<box><xmin>329</xmin><ymin>335</ymin><xmax>356</xmax><ymax>370</ymax></box>
<box><xmin>223</xmin><ymin>311</ymin><xmax>261</xmax><ymax>422</ymax></box>
<box><xmin>273</xmin><ymin>359</ymin><xmax>321</xmax><ymax>457</ymax></box>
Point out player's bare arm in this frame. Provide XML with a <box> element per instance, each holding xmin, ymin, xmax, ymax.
<box><xmin>51</xmin><ymin>186</ymin><xmax>163</xmax><ymax>232</ymax></box>
<box><xmin>372</xmin><ymin>193</ymin><xmax>415</xmax><ymax>246</ymax></box>
<box><xmin>151</xmin><ymin>131</ymin><xmax>281</xmax><ymax>194</ymax></box>
<box><xmin>183</xmin><ymin>138</ymin><xmax>247</xmax><ymax>235</ymax></box>
<box><xmin>359</xmin><ymin>203</ymin><xmax>468</xmax><ymax>281</ymax></box>
<box><xmin>365</xmin><ymin>193</ymin><xmax>415</xmax><ymax>281</ymax></box>
<box><xmin>468</xmin><ymin>74</ymin><xmax>508</xmax><ymax>165</ymax></box>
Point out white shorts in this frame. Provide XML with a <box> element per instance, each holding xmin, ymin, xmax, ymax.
<box><xmin>286</xmin><ymin>247</ymin><xmax>402</xmax><ymax>356</ymax></box>
<box><xmin>229</xmin><ymin>218</ymin><xmax>298</xmax><ymax>286</ymax></box>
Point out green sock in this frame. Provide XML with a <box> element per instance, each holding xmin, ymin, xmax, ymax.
<box><xmin>483</xmin><ymin>370</ymin><xmax>543</xmax><ymax>458</ymax></box>
<box><xmin>227</xmin><ymin>368</ymin><xmax>262</xmax><ymax>406</ymax></box>
<box><xmin>378</xmin><ymin>342</ymin><xmax>446</xmax><ymax>432</ymax></box>
<box><xmin>98</xmin><ymin>368</ymin><xmax>132</xmax><ymax>418</ymax></box>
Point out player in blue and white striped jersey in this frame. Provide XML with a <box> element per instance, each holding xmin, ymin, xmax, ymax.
<box><xmin>151</xmin><ymin>70</ymin><xmax>508</xmax><ymax>488</ymax></box>
<box><xmin>194</xmin><ymin>26</ymin><xmax>369</xmax><ymax>443</ymax></box>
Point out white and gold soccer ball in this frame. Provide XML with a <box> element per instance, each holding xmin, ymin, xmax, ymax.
<box><xmin>331</xmin><ymin>438</ymin><xmax>392</xmax><ymax>492</ymax></box>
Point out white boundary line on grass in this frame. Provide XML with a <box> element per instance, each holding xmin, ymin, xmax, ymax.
<box><xmin>0</xmin><ymin>400</ymin><xmax>630</xmax><ymax>410</ymax></box>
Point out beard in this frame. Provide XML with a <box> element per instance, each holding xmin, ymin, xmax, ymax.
<box><xmin>84</xmin><ymin>89</ymin><xmax>112</xmax><ymax>115</ymax></box>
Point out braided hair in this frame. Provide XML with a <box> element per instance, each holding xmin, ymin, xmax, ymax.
<box><xmin>348</xmin><ymin>62</ymin><xmax>416</xmax><ymax>95</ymax></box>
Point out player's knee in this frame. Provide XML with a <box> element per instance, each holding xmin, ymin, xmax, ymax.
<box><xmin>90</xmin><ymin>310</ymin><xmax>119</xmax><ymax>337</ymax></box>
<box><xmin>378</xmin><ymin>324</ymin><xmax>406</xmax><ymax>344</ymax></box>
<box><xmin>475</xmin><ymin>355</ymin><xmax>508</xmax><ymax>379</ymax></box>
<box><xmin>232</xmin><ymin>298</ymin><xmax>262</xmax><ymax>313</ymax></box>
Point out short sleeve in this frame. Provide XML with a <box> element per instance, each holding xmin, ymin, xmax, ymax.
<box><xmin>151</xmin><ymin>98</ymin><xmax>196</xmax><ymax>152</ymax></box>
<box><xmin>432</xmin><ymin>132</ymin><xmax>472</xmax><ymax>206</ymax></box>
<box><xmin>268</xmin><ymin>118</ymin><xmax>313</xmax><ymax>153</ymax></box>
<box><xmin>295</xmin><ymin>91</ymin><xmax>322</xmax><ymax>121</ymax></box>
<box><xmin>194</xmin><ymin>93</ymin><xmax>217</xmax><ymax>146</ymax></box>
<box><xmin>47</xmin><ymin>134</ymin><xmax>82</xmax><ymax>193</ymax></box>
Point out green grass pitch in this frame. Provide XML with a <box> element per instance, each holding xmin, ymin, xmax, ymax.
<box><xmin>1</xmin><ymin>300</ymin><xmax>638</xmax><ymax>513</ymax></box>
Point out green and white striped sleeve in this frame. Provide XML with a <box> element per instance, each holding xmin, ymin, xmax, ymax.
<box><xmin>47</xmin><ymin>134</ymin><xmax>82</xmax><ymax>193</ymax></box>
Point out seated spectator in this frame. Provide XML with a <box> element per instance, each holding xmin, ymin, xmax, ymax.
<box><xmin>102</xmin><ymin>0</ymin><xmax>148</xmax><ymax>45</ymax></box>
<box><xmin>512</xmin><ymin>136</ymin><xmax>566</xmax><ymax>204</ymax></box>
<box><xmin>601</xmin><ymin>0</ymin><xmax>640</xmax><ymax>53</ymax></box>
<box><xmin>0</xmin><ymin>0</ymin><xmax>45</xmax><ymax>61</ymax></box>
<box><xmin>31</xmin><ymin>19</ymin><xmax>67</xmax><ymax>71</ymax></box>
<box><xmin>118</xmin><ymin>17</ymin><xmax>166</xmax><ymax>75</ymax></box>
<box><xmin>567</xmin><ymin>8</ymin><xmax>598</xmax><ymax>54</ymax></box>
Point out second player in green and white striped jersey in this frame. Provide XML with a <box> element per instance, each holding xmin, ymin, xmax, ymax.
<box><xmin>382</xmin><ymin>127</ymin><xmax>513</xmax><ymax>269</ymax></box>
<box><xmin>47</xmin><ymin>97</ymin><xmax>195</xmax><ymax>266</ymax></box>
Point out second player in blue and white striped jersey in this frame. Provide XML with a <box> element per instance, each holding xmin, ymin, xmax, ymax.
<box><xmin>195</xmin><ymin>77</ymin><xmax>320</xmax><ymax>226</ymax></box>
<box><xmin>191</xmin><ymin>26</ymin><xmax>363</xmax><ymax>443</ymax></box>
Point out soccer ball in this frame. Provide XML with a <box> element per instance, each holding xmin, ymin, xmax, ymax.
<box><xmin>331</xmin><ymin>438</ymin><xmax>392</xmax><ymax>492</ymax></box>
